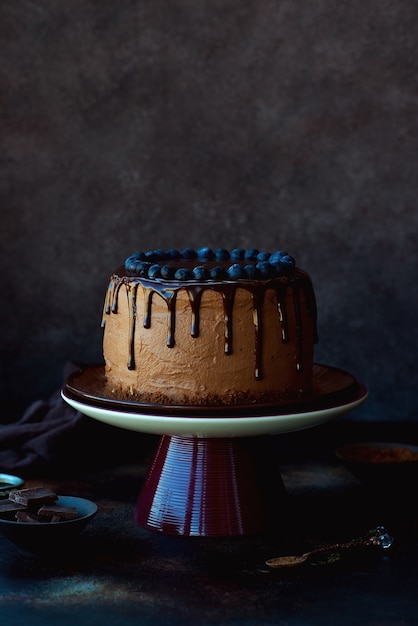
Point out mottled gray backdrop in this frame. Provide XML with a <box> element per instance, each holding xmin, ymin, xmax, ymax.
<box><xmin>1</xmin><ymin>1</ymin><xmax>417</xmax><ymax>422</ymax></box>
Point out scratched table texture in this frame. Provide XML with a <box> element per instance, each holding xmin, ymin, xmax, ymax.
<box><xmin>1</xmin><ymin>421</ymin><xmax>418</xmax><ymax>626</ymax></box>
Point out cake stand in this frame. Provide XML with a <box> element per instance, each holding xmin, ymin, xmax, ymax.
<box><xmin>62</xmin><ymin>364</ymin><xmax>367</xmax><ymax>537</ymax></box>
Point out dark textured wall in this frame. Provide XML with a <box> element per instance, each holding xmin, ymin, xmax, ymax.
<box><xmin>1</xmin><ymin>2</ymin><xmax>417</xmax><ymax>422</ymax></box>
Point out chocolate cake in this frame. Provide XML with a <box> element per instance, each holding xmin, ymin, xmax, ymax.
<box><xmin>101</xmin><ymin>247</ymin><xmax>318</xmax><ymax>406</ymax></box>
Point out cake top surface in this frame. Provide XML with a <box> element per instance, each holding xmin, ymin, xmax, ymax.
<box><xmin>123</xmin><ymin>247</ymin><xmax>296</xmax><ymax>281</ymax></box>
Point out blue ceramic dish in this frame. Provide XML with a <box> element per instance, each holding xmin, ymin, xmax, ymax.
<box><xmin>0</xmin><ymin>495</ymin><xmax>98</xmax><ymax>555</ymax></box>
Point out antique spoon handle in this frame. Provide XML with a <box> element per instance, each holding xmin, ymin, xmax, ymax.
<box><xmin>266</xmin><ymin>526</ymin><xmax>393</xmax><ymax>568</ymax></box>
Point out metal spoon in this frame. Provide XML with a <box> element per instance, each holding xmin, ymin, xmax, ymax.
<box><xmin>266</xmin><ymin>526</ymin><xmax>393</xmax><ymax>568</ymax></box>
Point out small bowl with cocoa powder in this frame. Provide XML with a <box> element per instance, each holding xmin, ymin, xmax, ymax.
<box><xmin>335</xmin><ymin>441</ymin><xmax>418</xmax><ymax>488</ymax></box>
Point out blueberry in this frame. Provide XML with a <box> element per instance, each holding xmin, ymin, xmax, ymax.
<box><xmin>148</xmin><ymin>264</ymin><xmax>162</xmax><ymax>278</ymax></box>
<box><xmin>160</xmin><ymin>264</ymin><xmax>176</xmax><ymax>279</ymax></box>
<box><xmin>174</xmin><ymin>268</ymin><xmax>194</xmax><ymax>280</ymax></box>
<box><xmin>269</xmin><ymin>262</ymin><xmax>285</xmax><ymax>277</ymax></box>
<box><xmin>256</xmin><ymin>261</ymin><xmax>274</xmax><ymax>278</ymax></box>
<box><xmin>165</xmin><ymin>248</ymin><xmax>181</xmax><ymax>259</ymax></box>
<box><xmin>196</xmin><ymin>247</ymin><xmax>214</xmax><ymax>260</ymax></box>
<box><xmin>181</xmin><ymin>247</ymin><xmax>196</xmax><ymax>259</ymax></box>
<box><xmin>125</xmin><ymin>252</ymin><xmax>145</xmax><ymax>272</ymax></box>
<box><xmin>230</xmin><ymin>248</ymin><xmax>245</xmax><ymax>260</ymax></box>
<box><xmin>135</xmin><ymin>261</ymin><xmax>152</xmax><ymax>277</ymax></box>
<box><xmin>277</xmin><ymin>254</ymin><xmax>295</xmax><ymax>272</ymax></box>
<box><xmin>193</xmin><ymin>266</ymin><xmax>210</xmax><ymax>280</ymax></box>
<box><xmin>210</xmin><ymin>266</ymin><xmax>227</xmax><ymax>279</ymax></box>
<box><xmin>215</xmin><ymin>248</ymin><xmax>230</xmax><ymax>261</ymax></box>
<box><xmin>269</xmin><ymin>250</ymin><xmax>287</xmax><ymax>263</ymax></box>
<box><xmin>125</xmin><ymin>256</ymin><xmax>139</xmax><ymax>272</ymax></box>
<box><xmin>228</xmin><ymin>263</ymin><xmax>245</xmax><ymax>279</ymax></box>
<box><xmin>125</xmin><ymin>260</ymin><xmax>137</xmax><ymax>272</ymax></box>
<box><xmin>244</xmin><ymin>248</ymin><xmax>259</xmax><ymax>260</ymax></box>
<box><xmin>256</xmin><ymin>251</ymin><xmax>271</xmax><ymax>262</ymax></box>
<box><xmin>243</xmin><ymin>264</ymin><xmax>260</xmax><ymax>279</ymax></box>
<box><xmin>145</xmin><ymin>249</ymin><xmax>165</xmax><ymax>261</ymax></box>
<box><xmin>126</xmin><ymin>251</ymin><xmax>144</xmax><ymax>262</ymax></box>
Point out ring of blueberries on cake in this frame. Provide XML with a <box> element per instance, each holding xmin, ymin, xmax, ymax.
<box><xmin>101</xmin><ymin>248</ymin><xmax>318</xmax><ymax>407</ymax></box>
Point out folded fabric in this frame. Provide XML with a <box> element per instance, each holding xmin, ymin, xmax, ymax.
<box><xmin>0</xmin><ymin>363</ymin><xmax>155</xmax><ymax>477</ymax></box>
<box><xmin>0</xmin><ymin>361</ymin><xmax>89</xmax><ymax>475</ymax></box>
<box><xmin>0</xmin><ymin>385</ymin><xmax>84</xmax><ymax>475</ymax></box>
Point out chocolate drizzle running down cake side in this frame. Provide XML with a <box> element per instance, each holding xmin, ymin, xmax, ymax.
<box><xmin>101</xmin><ymin>248</ymin><xmax>318</xmax><ymax>406</ymax></box>
<box><xmin>103</xmin><ymin>273</ymin><xmax>317</xmax><ymax>380</ymax></box>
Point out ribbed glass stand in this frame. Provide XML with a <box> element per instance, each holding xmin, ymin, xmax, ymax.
<box><xmin>135</xmin><ymin>435</ymin><xmax>285</xmax><ymax>536</ymax></box>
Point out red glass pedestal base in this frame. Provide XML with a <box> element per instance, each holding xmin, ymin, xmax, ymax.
<box><xmin>135</xmin><ymin>435</ymin><xmax>285</xmax><ymax>536</ymax></box>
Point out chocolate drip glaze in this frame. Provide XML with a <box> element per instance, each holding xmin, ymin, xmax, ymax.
<box><xmin>188</xmin><ymin>288</ymin><xmax>203</xmax><ymax>338</ymax></box>
<box><xmin>143</xmin><ymin>287</ymin><xmax>177</xmax><ymax>348</ymax></box>
<box><xmin>221</xmin><ymin>286</ymin><xmax>235</xmax><ymax>356</ymax></box>
<box><xmin>127</xmin><ymin>283</ymin><xmax>138</xmax><ymax>370</ymax></box>
<box><xmin>252</xmin><ymin>289</ymin><xmax>264</xmax><ymax>380</ymax></box>
<box><xmin>102</xmin><ymin>268</ymin><xmax>317</xmax><ymax>380</ymax></box>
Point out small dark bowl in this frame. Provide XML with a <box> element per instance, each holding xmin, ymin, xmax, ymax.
<box><xmin>335</xmin><ymin>441</ymin><xmax>418</xmax><ymax>488</ymax></box>
<box><xmin>0</xmin><ymin>495</ymin><xmax>98</xmax><ymax>556</ymax></box>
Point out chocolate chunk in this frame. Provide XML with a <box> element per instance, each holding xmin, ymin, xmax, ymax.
<box><xmin>15</xmin><ymin>510</ymin><xmax>43</xmax><ymax>524</ymax></box>
<box><xmin>0</xmin><ymin>500</ymin><xmax>26</xmax><ymax>520</ymax></box>
<box><xmin>37</xmin><ymin>503</ymin><xmax>78</xmax><ymax>521</ymax></box>
<box><xmin>9</xmin><ymin>487</ymin><xmax>58</xmax><ymax>507</ymax></box>
<box><xmin>2</xmin><ymin>486</ymin><xmax>81</xmax><ymax>524</ymax></box>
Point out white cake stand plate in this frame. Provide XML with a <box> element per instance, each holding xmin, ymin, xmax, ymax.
<box><xmin>62</xmin><ymin>364</ymin><xmax>367</xmax><ymax>537</ymax></box>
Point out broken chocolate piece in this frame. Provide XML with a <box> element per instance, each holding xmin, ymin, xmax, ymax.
<box><xmin>38</xmin><ymin>503</ymin><xmax>78</xmax><ymax>521</ymax></box>
<box><xmin>9</xmin><ymin>487</ymin><xmax>58</xmax><ymax>507</ymax></box>
<box><xmin>0</xmin><ymin>486</ymin><xmax>84</xmax><ymax>524</ymax></box>
<box><xmin>0</xmin><ymin>500</ymin><xmax>27</xmax><ymax>520</ymax></box>
<box><xmin>15</xmin><ymin>510</ymin><xmax>43</xmax><ymax>524</ymax></box>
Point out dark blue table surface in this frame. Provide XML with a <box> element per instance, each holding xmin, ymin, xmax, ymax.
<box><xmin>1</xmin><ymin>421</ymin><xmax>417</xmax><ymax>626</ymax></box>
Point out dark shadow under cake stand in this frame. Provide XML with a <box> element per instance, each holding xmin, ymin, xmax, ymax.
<box><xmin>62</xmin><ymin>364</ymin><xmax>367</xmax><ymax>537</ymax></box>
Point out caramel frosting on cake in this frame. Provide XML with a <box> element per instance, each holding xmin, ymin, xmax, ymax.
<box><xmin>101</xmin><ymin>248</ymin><xmax>318</xmax><ymax>406</ymax></box>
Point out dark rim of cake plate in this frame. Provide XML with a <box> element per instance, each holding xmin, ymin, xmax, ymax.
<box><xmin>62</xmin><ymin>364</ymin><xmax>365</xmax><ymax>417</ymax></box>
